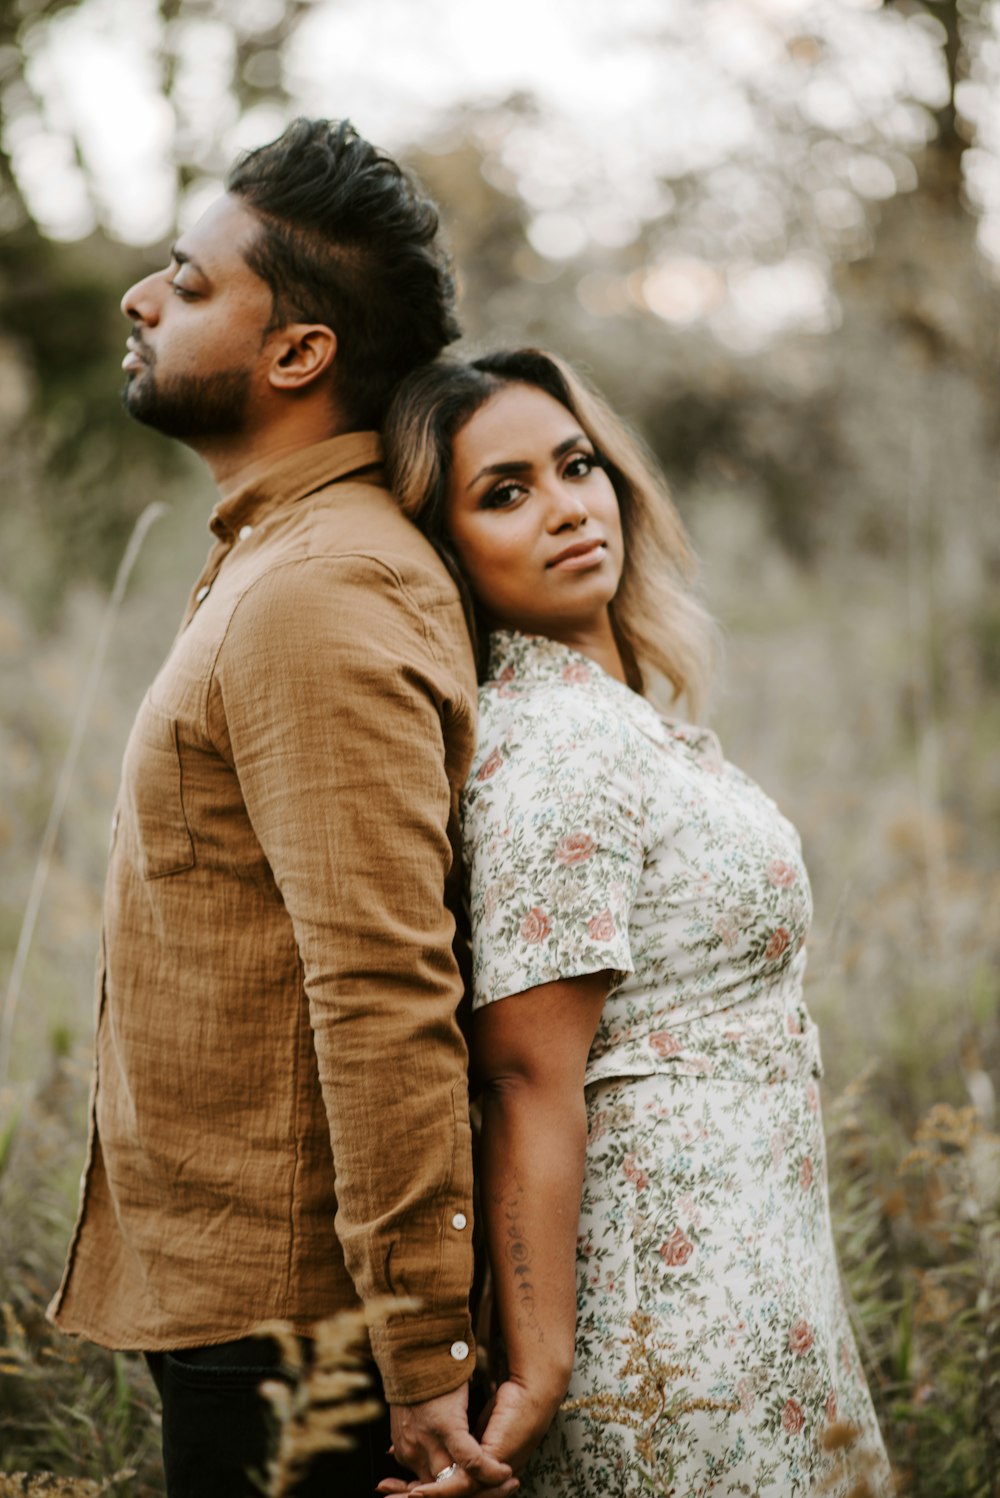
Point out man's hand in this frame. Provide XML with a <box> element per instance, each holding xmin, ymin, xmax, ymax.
<box><xmin>377</xmin><ymin>1383</ymin><xmax>518</xmax><ymax>1497</ymax></box>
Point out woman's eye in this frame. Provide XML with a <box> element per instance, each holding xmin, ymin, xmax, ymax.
<box><xmin>482</xmin><ymin>481</ymin><xmax>527</xmax><ymax>510</ymax></box>
<box><xmin>564</xmin><ymin>453</ymin><xmax>595</xmax><ymax>479</ymax></box>
<box><xmin>170</xmin><ymin>281</ymin><xmax>197</xmax><ymax>300</ymax></box>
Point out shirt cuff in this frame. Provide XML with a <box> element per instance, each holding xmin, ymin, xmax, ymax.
<box><xmin>369</xmin><ymin>1311</ymin><xmax>477</xmax><ymax>1405</ymax></box>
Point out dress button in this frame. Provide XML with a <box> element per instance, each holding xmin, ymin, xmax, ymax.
<box><xmin>451</xmin><ymin>1212</ymin><xmax>467</xmax><ymax>1231</ymax></box>
<box><xmin>195</xmin><ymin>584</ymin><xmax>211</xmax><ymax>603</ymax></box>
<box><xmin>449</xmin><ymin>1340</ymin><xmax>470</xmax><ymax>1362</ymax></box>
<box><xmin>238</xmin><ymin>524</ymin><xmax>253</xmax><ymax>540</ymax></box>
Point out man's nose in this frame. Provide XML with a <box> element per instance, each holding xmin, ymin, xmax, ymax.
<box><xmin>120</xmin><ymin>271</ymin><xmax>162</xmax><ymax>325</ymax></box>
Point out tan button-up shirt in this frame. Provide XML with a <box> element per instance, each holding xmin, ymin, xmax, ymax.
<box><xmin>49</xmin><ymin>432</ymin><xmax>479</xmax><ymax>1404</ymax></box>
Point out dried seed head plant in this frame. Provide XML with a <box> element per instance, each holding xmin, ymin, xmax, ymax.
<box><xmin>815</xmin><ymin>1421</ymin><xmax>903</xmax><ymax>1498</ymax></box>
<box><xmin>561</xmin><ymin>1310</ymin><xmax>740</xmax><ymax>1497</ymax></box>
<box><xmin>255</xmin><ymin>1297</ymin><xmax>419</xmax><ymax>1498</ymax></box>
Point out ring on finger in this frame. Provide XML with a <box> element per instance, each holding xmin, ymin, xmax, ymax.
<box><xmin>434</xmin><ymin>1464</ymin><xmax>459</xmax><ymax>1483</ymax></box>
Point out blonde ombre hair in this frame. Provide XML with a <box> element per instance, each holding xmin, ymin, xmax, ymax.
<box><xmin>384</xmin><ymin>348</ymin><xmax>717</xmax><ymax>717</ymax></box>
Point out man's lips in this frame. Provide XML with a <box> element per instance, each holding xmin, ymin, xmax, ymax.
<box><xmin>546</xmin><ymin>539</ymin><xmax>607</xmax><ymax>570</ymax></box>
<box><xmin>122</xmin><ymin>339</ymin><xmax>148</xmax><ymax>372</ymax></box>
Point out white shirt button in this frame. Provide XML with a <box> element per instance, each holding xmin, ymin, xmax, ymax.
<box><xmin>195</xmin><ymin>584</ymin><xmax>211</xmax><ymax>603</ymax></box>
<box><xmin>451</xmin><ymin>1212</ymin><xmax>467</xmax><ymax>1231</ymax></box>
<box><xmin>449</xmin><ymin>1340</ymin><xmax>470</xmax><ymax>1362</ymax></box>
<box><xmin>238</xmin><ymin>524</ymin><xmax>253</xmax><ymax>540</ymax></box>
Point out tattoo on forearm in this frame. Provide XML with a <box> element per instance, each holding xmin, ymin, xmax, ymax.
<box><xmin>502</xmin><ymin>1183</ymin><xmax>544</xmax><ymax>1342</ymax></box>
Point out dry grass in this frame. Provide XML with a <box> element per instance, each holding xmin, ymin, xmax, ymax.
<box><xmin>1</xmin><ymin>505</ymin><xmax>997</xmax><ymax>1492</ymax></box>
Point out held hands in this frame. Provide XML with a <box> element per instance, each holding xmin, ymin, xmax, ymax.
<box><xmin>377</xmin><ymin>1377</ymin><xmax>563</xmax><ymax>1497</ymax></box>
<box><xmin>377</xmin><ymin>1383</ymin><xmax>517</xmax><ymax>1498</ymax></box>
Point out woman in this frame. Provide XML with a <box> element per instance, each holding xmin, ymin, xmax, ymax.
<box><xmin>379</xmin><ymin>350</ymin><xmax>891</xmax><ymax>1498</ymax></box>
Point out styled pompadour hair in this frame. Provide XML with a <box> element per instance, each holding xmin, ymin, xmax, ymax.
<box><xmin>226</xmin><ymin>117</ymin><xmax>460</xmax><ymax>428</ymax></box>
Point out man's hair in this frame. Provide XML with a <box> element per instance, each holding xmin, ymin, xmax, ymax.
<box><xmin>226</xmin><ymin>117</ymin><xmax>461</xmax><ymax>429</ymax></box>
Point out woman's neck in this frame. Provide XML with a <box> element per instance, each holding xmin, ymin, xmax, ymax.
<box><xmin>501</xmin><ymin>616</ymin><xmax>627</xmax><ymax>685</ymax></box>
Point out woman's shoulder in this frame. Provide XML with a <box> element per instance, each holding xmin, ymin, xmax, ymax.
<box><xmin>467</xmin><ymin>677</ymin><xmax>648</xmax><ymax>802</ymax></box>
<box><xmin>481</xmin><ymin>666</ymin><xmax>637</xmax><ymax>739</ymax></box>
<box><xmin>467</xmin><ymin>630</ymin><xmax>668</xmax><ymax>790</ymax></box>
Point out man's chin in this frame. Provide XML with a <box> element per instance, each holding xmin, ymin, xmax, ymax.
<box><xmin>120</xmin><ymin>380</ymin><xmax>201</xmax><ymax>440</ymax></box>
<box><xmin>119</xmin><ymin>368</ymin><xmax>251</xmax><ymax>441</ymax></box>
<box><xmin>120</xmin><ymin>374</ymin><xmax>159</xmax><ymax>428</ymax></box>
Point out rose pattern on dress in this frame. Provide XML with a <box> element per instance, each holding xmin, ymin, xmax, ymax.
<box><xmin>789</xmin><ymin>1319</ymin><xmax>815</xmax><ymax>1357</ymax></box>
<box><xmin>463</xmin><ymin>631</ymin><xmax>892</xmax><ymax>1498</ymax></box>
<box><xmin>765</xmin><ymin>927</ymin><xmax>792</xmax><ymax>962</ymax></box>
<box><xmin>586</xmin><ymin>909</ymin><xmax>616</xmax><ymax>942</ymax></box>
<box><xmin>659</xmin><ymin>1227</ymin><xmax>694</xmax><ymax>1266</ymax></box>
<box><xmin>476</xmin><ymin>747</ymin><xmax>504</xmax><ymax>781</ymax></box>
<box><xmin>520</xmin><ymin>907</ymin><xmax>551</xmax><ymax>944</ymax></box>
<box><xmin>783</xmin><ymin>1398</ymin><xmax>806</xmax><ymax>1435</ymax></box>
<box><xmin>554</xmin><ymin>831</ymin><xmax>596</xmax><ymax>865</ymax></box>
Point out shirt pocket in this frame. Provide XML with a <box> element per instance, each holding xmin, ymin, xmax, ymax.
<box><xmin>123</xmin><ymin>697</ymin><xmax>196</xmax><ymax>880</ymax></box>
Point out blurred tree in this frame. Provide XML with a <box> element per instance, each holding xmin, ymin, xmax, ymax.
<box><xmin>0</xmin><ymin>0</ymin><xmax>326</xmax><ymax>620</ymax></box>
<box><xmin>0</xmin><ymin>0</ymin><xmax>998</xmax><ymax>621</ymax></box>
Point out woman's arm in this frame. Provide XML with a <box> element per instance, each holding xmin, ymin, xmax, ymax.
<box><xmin>474</xmin><ymin>971</ymin><xmax>612</xmax><ymax>1470</ymax></box>
<box><xmin>391</xmin><ymin>970</ymin><xmax>611</xmax><ymax>1498</ymax></box>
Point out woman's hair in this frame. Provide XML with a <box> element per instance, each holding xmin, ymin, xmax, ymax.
<box><xmin>384</xmin><ymin>348</ymin><xmax>716</xmax><ymax>716</ymax></box>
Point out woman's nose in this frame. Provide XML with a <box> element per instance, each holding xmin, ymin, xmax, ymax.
<box><xmin>547</xmin><ymin>484</ymin><xmax>589</xmax><ymax>531</ymax></box>
<box><xmin>120</xmin><ymin>271</ymin><xmax>162</xmax><ymax>325</ymax></box>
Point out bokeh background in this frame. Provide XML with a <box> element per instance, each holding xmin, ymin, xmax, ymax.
<box><xmin>0</xmin><ymin>0</ymin><xmax>998</xmax><ymax>1491</ymax></box>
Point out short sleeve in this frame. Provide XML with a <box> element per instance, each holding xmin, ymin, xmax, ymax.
<box><xmin>462</xmin><ymin>696</ymin><xmax>647</xmax><ymax>1007</ymax></box>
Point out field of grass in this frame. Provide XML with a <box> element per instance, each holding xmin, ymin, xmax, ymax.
<box><xmin>0</xmin><ymin>484</ymin><xmax>997</xmax><ymax>1494</ymax></box>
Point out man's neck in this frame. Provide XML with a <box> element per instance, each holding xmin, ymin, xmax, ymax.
<box><xmin>195</xmin><ymin>409</ymin><xmax>354</xmax><ymax>500</ymax></box>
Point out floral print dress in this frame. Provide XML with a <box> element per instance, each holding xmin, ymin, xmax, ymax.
<box><xmin>464</xmin><ymin>630</ymin><xmax>891</xmax><ymax>1498</ymax></box>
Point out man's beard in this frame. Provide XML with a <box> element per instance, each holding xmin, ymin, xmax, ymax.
<box><xmin>121</xmin><ymin>357</ymin><xmax>252</xmax><ymax>441</ymax></box>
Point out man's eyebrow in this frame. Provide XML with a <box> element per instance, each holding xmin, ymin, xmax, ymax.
<box><xmin>169</xmin><ymin>244</ymin><xmax>205</xmax><ymax>275</ymax></box>
<box><xmin>467</xmin><ymin>433</ymin><xmax>588</xmax><ymax>490</ymax></box>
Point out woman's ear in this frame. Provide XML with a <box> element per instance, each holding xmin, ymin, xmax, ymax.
<box><xmin>267</xmin><ymin>324</ymin><xmax>337</xmax><ymax>392</ymax></box>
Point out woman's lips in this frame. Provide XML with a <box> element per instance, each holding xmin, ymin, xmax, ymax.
<box><xmin>547</xmin><ymin>540</ymin><xmax>607</xmax><ymax>570</ymax></box>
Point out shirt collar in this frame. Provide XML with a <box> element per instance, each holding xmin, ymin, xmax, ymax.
<box><xmin>484</xmin><ymin>628</ymin><xmax>723</xmax><ymax>765</ymax></box>
<box><xmin>209</xmin><ymin>430</ymin><xmax>384</xmax><ymax>540</ymax></box>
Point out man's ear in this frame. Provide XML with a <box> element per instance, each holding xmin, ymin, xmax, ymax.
<box><xmin>267</xmin><ymin>324</ymin><xmax>337</xmax><ymax>392</ymax></box>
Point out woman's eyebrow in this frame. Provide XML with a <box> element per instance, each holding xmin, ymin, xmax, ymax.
<box><xmin>467</xmin><ymin>433</ymin><xmax>587</xmax><ymax>490</ymax></box>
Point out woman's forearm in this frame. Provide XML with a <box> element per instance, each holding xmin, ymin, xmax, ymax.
<box><xmin>480</xmin><ymin>1076</ymin><xmax>587</xmax><ymax>1403</ymax></box>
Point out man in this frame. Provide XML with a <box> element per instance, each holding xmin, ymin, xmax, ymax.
<box><xmin>48</xmin><ymin>118</ymin><xmax>515</xmax><ymax>1498</ymax></box>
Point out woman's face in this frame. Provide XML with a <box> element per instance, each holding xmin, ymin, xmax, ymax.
<box><xmin>445</xmin><ymin>382</ymin><xmax>624</xmax><ymax>641</ymax></box>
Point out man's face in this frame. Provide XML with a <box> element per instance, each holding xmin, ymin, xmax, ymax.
<box><xmin>120</xmin><ymin>195</ymin><xmax>275</xmax><ymax>441</ymax></box>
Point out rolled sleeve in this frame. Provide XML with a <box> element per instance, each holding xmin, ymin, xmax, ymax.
<box><xmin>463</xmin><ymin>700</ymin><xmax>645</xmax><ymax>1009</ymax></box>
<box><xmin>212</xmin><ymin>554</ymin><xmax>477</xmax><ymax>1402</ymax></box>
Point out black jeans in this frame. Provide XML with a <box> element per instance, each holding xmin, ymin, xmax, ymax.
<box><xmin>145</xmin><ymin>1336</ymin><xmax>411</xmax><ymax>1497</ymax></box>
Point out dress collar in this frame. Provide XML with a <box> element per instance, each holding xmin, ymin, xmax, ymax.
<box><xmin>209</xmin><ymin>430</ymin><xmax>384</xmax><ymax>541</ymax></box>
<box><xmin>484</xmin><ymin>629</ymin><xmax>723</xmax><ymax>766</ymax></box>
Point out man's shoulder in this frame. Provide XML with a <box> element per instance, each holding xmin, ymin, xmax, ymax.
<box><xmin>217</xmin><ymin>480</ymin><xmax>474</xmax><ymax>685</ymax></box>
<box><xmin>296</xmin><ymin>475</ymin><xmax>453</xmax><ymax>592</ymax></box>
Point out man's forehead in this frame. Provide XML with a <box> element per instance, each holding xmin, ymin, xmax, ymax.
<box><xmin>174</xmin><ymin>194</ymin><xmax>259</xmax><ymax>276</ymax></box>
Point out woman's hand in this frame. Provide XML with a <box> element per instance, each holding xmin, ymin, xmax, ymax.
<box><xmin>475</xmin><ymin>1376</ymin><xmax>565</xmax><ymax>1473</ymax></box>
